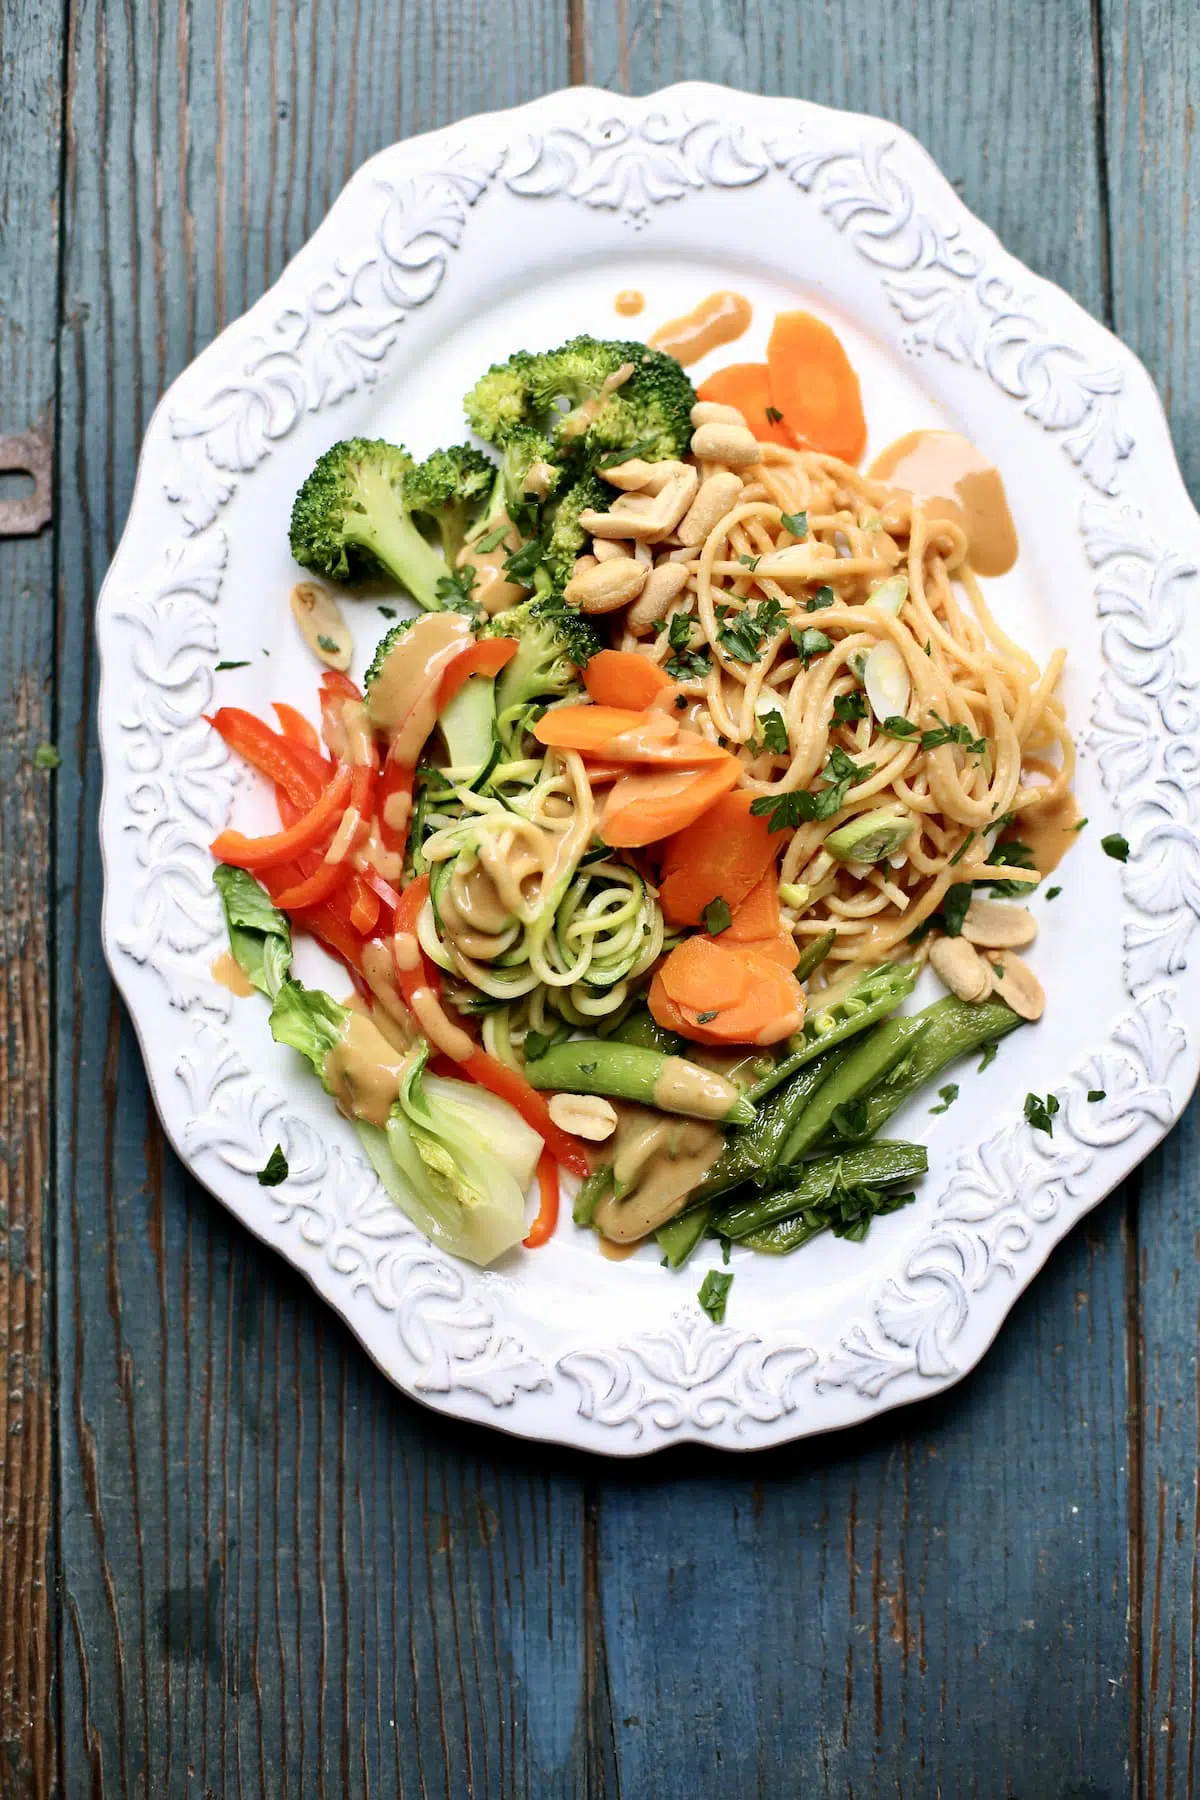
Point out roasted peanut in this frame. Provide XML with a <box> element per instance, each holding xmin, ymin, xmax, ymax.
<box><xmin>929</xmin><ymin>935</ymin><xmax>993</xmax><ymax>1003</ymax></box>
<box><xmin>290</xmin><ymin>581</ymin><xmax>353</xmax><ymax>671</ymax></box>
<box><xmin>580</xmin><ymin>466</ymin><xmax>699</xmax><ymax>543</ymax></box>
<box><xmin>592</xmin><ymin>537</ymin><xmax>630</xmax><ymax>562</ymax></box>
<box><xmin>690</xmin><ymin>421</ymin><xmax>761</xmax><ymax>468</ymax></box>
<box><xmin>988</xmin><ymin>949</ymin><xmax>1045</xmax><ymax>1021</ymax></box>
<box><xmin>600</xmin><ymin>457</ymin><xmax>687</xmax><ymax>495</ymax></box>
<box><xmin>691</xmin><ymin>400</ymin><xmax>748</xmax><ymax>429</ymax></box>
<box><xmin>547</xmin><ymin>1092</ymin><xmax>619</xmax><ymax>1141</ymax></box>
<box><xmin>571</xmin><ymin>553</ymin><xmax>599</xmax><ymax>578</ymax></box>
<box><xmin>960</xmin><ymin>897</ymin><xmax>1038</xmax><ymax>949</ymax></box>
<box><xmin>626</xmin><ymin>561</ymin><xmax>691</xmax><ymax>635</ymax></box>
<box><xmin>563</xmin><ymin>556</ymin><xmax>647</xmax><ymax>613</ymax></box>
<box><xmin>677</xmin><ymin>471</ymin><xmax>744</xmax><ymax>547</ymax></box>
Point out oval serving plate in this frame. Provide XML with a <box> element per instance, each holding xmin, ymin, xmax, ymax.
<box><xmin>98</xmin><ymin>83</ymin><xmax>1200</xmax><ymax>1455</ymax></box>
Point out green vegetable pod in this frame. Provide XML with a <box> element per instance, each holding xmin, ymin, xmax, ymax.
<box><xmin>780</xmin><ymin>1013</ymin><xmax>931</xmax><ymax>1163</ymax></box>
<box><xmin>849</xmin><ymin>996</ymin><xmax>1024</xmax><ymax>1139</ymax></box>
<box><xmin>656</xmin><ymin>1201</ymin><xmax>717</xmax><ymax>1269</ymax></box>
<box><xmin>691</xmin><ymin>1041</ymin><xmax>853</xmax><ymax>1204</ymax></box>
<box><xmin>712</xmin><ymin>1141</ymin><xmax>929</xmax><ymax>1241</ymax></box>
<box><xmin>607</xmin><ymin>1008</ymin><xmax>683</xmax><ymax>1055</ymax></box>
<box><xmin>523</xmin><ymin>1038</ymin><xmax>755</xmax><ymax>1126</ymax></box>
<box><xmin>747</xmin><ymin>960</ymin><xmax>918</xmax><ymax>1103</ymax></box>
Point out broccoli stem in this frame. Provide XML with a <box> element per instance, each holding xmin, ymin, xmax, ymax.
<box><xmin>348</xmin><ymin>465</ymin><xmax>451</xmax><ymax>610</ymax></box>
<box><xmin>712</xmin><ymin>1142</ymin><xmax>929</xmax><ymax>1245</ymax></box>
<box><xmin>523</xmin><ymin>1039</ymin><xmax>754</xmax><ymax>1126</ymax></box>
<box><xmin>780</xmin><ymin>1015</ymin><xmax>932</xmax><ymax>1163</ymax></box>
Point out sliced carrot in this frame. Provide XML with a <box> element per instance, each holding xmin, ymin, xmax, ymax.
<box><xmin>767</xmin><ymin>310</ymin><xmax>867</xmax><ymax>465</ymax></box>
<box><xmin>659</xmin><ymin>935</ymin><xmax>750</xmax><ymax>1012</ymax></box>
<box><xmin>696</xmin><ymin>362</ymin><xmax>796</xmax><ymax>447</ymax></box>
<box><xmin>583</xmin><ymin>650</ymin><xmax>676</xmax><ymax>711</ymax></box>
<box><xmin>657</xmin><ymin>790</ymin><xmax>778</xmax><ymax>926</ymax></box>
<box><xmin>536</xmin><ymin>703</ymin><xmax>726</xmax><ymax>767</ymax></box>
<box><xmin>599</xmin><ymin>756</ymin><xmax>742</xmax><ymax>848</ymax></box>
<box><xmin>732</xmin><ymin>930</ymin><xmax>800</xmax><ymax>972</ymax></box>
<box><xmin>723</xmin><ymin>867</ymin><xmax>781</xmax><ymax>942</ymax></box>
<box><xmin>649</xmin><ymin>940</ymin><xmax>804</xmax><ymax>1047</ymax></box>
<box><xmin>438</xmin><ymin>637</ymin><xmax>518</xmax><ymax>710</ymax></box>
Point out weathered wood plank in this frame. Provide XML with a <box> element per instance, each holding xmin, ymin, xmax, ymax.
<box><xmin>0</xmin><ymin>2</ymin><xmax>65</xmax><ymax>1793</ymax></box>
<box><xmin>1102</xmin><ymin>7</ymin><xmax>1200</xmax><ymax>1789</ymax></box>
<box><xmin>53</xmin><ymin>2</ymin><xmax>585</xmax><ymax>1795</ymax></box>
<box><xmin>579</xmin><ymin>2</ymin><xmax>1136</xmax><ymax>1792</ymax></box>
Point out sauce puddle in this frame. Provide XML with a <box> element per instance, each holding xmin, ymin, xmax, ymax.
<box><xmin>869</xmin><ymin>429</ymin><xmax>1019</xmax><ymax>576</ymax></box>
<box><xmin>648</xmin><ymin>291</ymin><xmax>753</xmax><ymax>367</ymax></box>
<box><xmin>614</xmin><ymin>289</ymin><xmax>645</xmax><ymax>317</ymax></box>
<box><xmin>211</xmin><ymin>951</ymin><xmax>255</xmax><ymax>997</ymax></box>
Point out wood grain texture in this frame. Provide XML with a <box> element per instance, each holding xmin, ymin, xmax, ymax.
<box><xmin>577</xmin><ymin>2</ymin><xmax>1139</xmax><ymax>1793</ymax></box>
<box><xmin>52</xmin><ymin>2</ymin><xmax>586</xmax><ymax>1795</ymax></box>
<box><xmin>1102</xmin><ymin>10</ymin><xmax>1200</xmax><ymax>1792</ymax></box>
<box><xmin>0</xmin><ymin>2</ymin><xmax>64</xmax><ymax>1793</ymax></box>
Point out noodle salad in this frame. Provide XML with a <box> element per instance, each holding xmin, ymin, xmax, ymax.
<box><xmin>207</xmin><ymin>313</ymin><xmax>1082</xmax><ymax>1292</ymax></box>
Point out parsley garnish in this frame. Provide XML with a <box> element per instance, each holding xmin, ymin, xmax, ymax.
<box><xmin>524</xmin><ymin>1030</ymin><xmax>553</xmax><ymax>1061</ymax></box>
<box><xmin>806</xmin><ymin>585</ymin><xmax>835</xmax><ymax>612</ymax></box>
<box><xmin>473</xmin><ymin>523</ymin><xmax>510</xmax><ymax>554</ymax></box>
<box><xmin>760</xmin><ymin>710</ymin><xmax>789</xmax><ymax>755</ymax></box>
<box><xmin>33</xmin><ymin>743</ymin><xmax>61</xmax><ymax>769</ymax></box>
<box><xmin>988</xmin><ymin>839</ymin><xmax>1039</xmax><ymax>898</ymax></box>
<box><xmin>882</xmin><ymin>716</ymin><xmax>918</xmax><ymax>738</ymax></box>
<box><xmin>1101</xmin><ymin>833</ymin><xmax>1130</xmax><ymax>863</ymax></box>
<box><xmin>919</xmin><ymin>711</ymin><xmax>986</xmax><ymax>754</ymax></box>
<box><xmin>702</xmin><ymin>897</ymin><xmax>732</xmax><ymax>935</ymax></box>
<box><xmin>435</xmin><ymin>566</ymin><xmax>480</xmax><ymax>613</ymax></box>
<box><xmin>695</xmin><ymin>1010</ymin><xmax>718</xmax><ymax>1024</ymax></box>
<box><xmin>1087</xmin><ymin>1089</ymin><xmax>1106</xmax><ymax>1103</ymax></box>
<box><xmin>1045</xmin><ymin>884</ymin><xmax>1062</xmax><ymax>900</ymax></box>
<box><xmin>941</xmin><ymin>882</ymin><xmax>973</xmax><ymax>937</ymax></box>
<box><xmin>831</xmin><ymin>1098</ymin><xmax>870</xmax><ymax>1139</ymax></box>
<box><xmin>765</xmin><ymin>405</ymin><xmax>784</xmax><ymax>424</ymax></box>
<box><xmin>257</xmin><ymin>1145</ymin><xmax>289</xmax><ymax>1187</ymax></box>
<box><xmin>948</xmin><ymin>831</ymin><xmax>976</xmax><ymax>867</ymax></box>
<box><xmin>1074</xmin><ymin>816</ymin><xmax>1088</xmax><ymax>832</ymax></box>
<box><xmin>929</xmin><ymin>1083</ymin><xmax>959</xmax><ymax>1115</ymax></box>
<box><xmin>977</xmin><ymin>1040</ymin><xmax>1000</xmax><ymax>1073</ymax></box>
<box><xmin>737</xmin><ymin>552</ymin><xmax>761</xmax><ymax>572</ymax></box>
<box><xmin>596</xmin><ymin>437</ymin><xmax>660</xmax><ymax>469</ymax></box>
<box><xmin>780</xmin><ymin>509</ymin><xmax>808</xmax><ymax>538</ymax></box>
<box><xmin>316</xmin><ymin>633</ymin><xmax>340</xmax><ymax>653</ymax></box>
<box><xmin>214</xmin><ymin>659</ymin><xmax>251</xmax><ymax>672</ymax></box>
<box><xmin>749</xmin><ymin>747</ymin><xmax>870</xmax><ymax>833</ymax></box>
<box><xmin>503</xmin><ymin>539</ymin><xmax>543</xmax><ymax>583</ymax></box>
<box><xmin>793</xmin><ymin>626</ymin><xmax>833</xmax><ymax>668</ymax></box>
<box><xmin>664</xmin><ymin>612</ymin><xmax>710</xmax><ymax>681</ymax></box>
<box><xmin>377</xmin><ymin>605</ymin><xmax>397</xmax><ymax>619</ymax></box>
<box><xmin>718</xmin><ymin>598</ymin><xmax>785</xmax><ymax>663</ymax></box>
<box><xmin>697</xmin><ymin>1269</ymin><xmax>733</xmax><ymax>1323</ymax></box>
<box><xmin>833</xmin><ymin>691</ymin><xmax>868</xmax><ymax>723</ymax></box>
<box><xmin>1024</xmin><ymin>1091</ymin><xmax>1060</xmax><ymax>1137</ymax></box>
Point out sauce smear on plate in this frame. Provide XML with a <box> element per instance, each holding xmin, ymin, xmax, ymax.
<box><xmin>649</xmin><ymin>291</ymin><xmax>752</xmax><ymax>366</ymax></box>
<box><xmin>869</xmin><ymin>429</ymin><xmax>1019</xmax><ymax>576</ymax></box>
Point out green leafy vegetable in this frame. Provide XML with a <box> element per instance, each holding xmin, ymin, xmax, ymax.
<box><xmin>214</xmin><ymin>660</ymin><xmax>251</xmax><ymax>672</ymax></box>
<box><xmin>882</xmin><ymin>716</ymin><xmax>918</xmax><ymax>738</ymax></box>
<box><xmin>33</xmin><ymin>743</ymin><xmax>60</xmax><ymax>769</ymax></box>
<box><xmin>1045</xmin><ymin>885</ymin><xmax>1062</xmax><ymax>900</ymax></box>
<box><xmin>702</xmin><ymin>897</ymin><xmax>732</xmax><ymax>936</ymax></box>
<box><xmin>941</xmin><ymin>883</ymin><xmax>974</xmax><ymax>937</ymax></box>
<box><xmin>929</xmin><ymin>1083</ymin><xmax>959</xmax><ymax>1114</ymax></box>
<box><xmin>697</xmin><ymin>1269</ymin><xmax>733</xmax><ymax>1323</ymax></box>
<box><xmin>1087</xmin><ymin>1089</ymin><xmax>1106</xmax><ymax>1103</ymax></box>
<box><xmin>1024</xmin><ymin>1091</ymin><xmax>1060</xmax><ymax>1136</ymax></box>
<box><xmin>257</xmin><ymin>1145</ymin><xmax>289</xmax><ymax>1186</ymax></box>
<box><xmin>780</xmin><ymin>509</ymin><xmax>808</xmax><ymax>537</ymax></box>
<box><xmin>717</xmin><ymin>597</ymin><xmax>786</xmax><ymax>663</ymax></box>
<box><xmin>1101</xmin><ymin>833</ymin><xmax>1130</xmax><ymax>862</ymax></box>
<box><xmin>977</xmin><ymin>1040</ymin><xmax>1000</xmax><ymax>1073</ymax></box>
<box><xmin>765</xmin><ymin>406</ymin><xmax>784</xmax><ymax>424</ymax></box>
<box><xmin>213</xmin><ymin>865</ymin><xmax>293</xmax><ymax>999</ymax></box>
<box><xmin>806</xmin><ymin>585</ymin><xmax>835</xmax><ymax>612</ymax></box>
<box><xmin>793</xmin><ymin>626</ymin><xmax>833</xmax><ymax>667</ymax></box>
<box><xmin>759</xmin><ymin>709</ymin><xmax>789</xmax><ymax>755</ymax></box>
<box><xmin>833</xmin><ymin>691</ymin><xmax>868</xmax><ymax>723</ymax></box>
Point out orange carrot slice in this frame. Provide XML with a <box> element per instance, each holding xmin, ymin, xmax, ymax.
<box><xmin>696</xmin><ymin>362</ymin><xmax>796</xmax><ymax>446</ymax></box>
<box><xmin>767</xmin><ymin>311</ymin><xmax>867</xmax><ymax>465</ymax></box>
<box><xmin>650</xmin><ymin>939</ymin><xmax>804</xmax><ymax>1046</ymax></box>
<box><xmin>657</xmin><ymin>790</ymin><xmax>777</xmax><ymax>927</ymax></box>
<box><xmin>724</xmin><ymin>868</ymin><xmax>782</xmax><ymax>942</ymax></box>
<box><xmin>438</xmin><ymin>637</ymin><xmax>518</xmax><ymax>710</ymax></box>
<box><xmin>584</xmin><ymin>650</ymin><xmax>676</xmax><ymax>711</ymax></box>
<box><xmin>536</xmin><ymin>703</ymin><xmax>727</xmax><ymax>767</ymax></box>
<box><xmin>731</xmin><ymin>930</ymin><xmax>800</xmax><ymax>972</ymax></box>
<box><xmin>659</xmin><ymin>935</ymin><xmax>750</xmax><ymax>1011</ymax></box>
<box><xmin>599</xmin><ymin>757</ymin><xmax>742</xmax><ymax>848</ymax></box>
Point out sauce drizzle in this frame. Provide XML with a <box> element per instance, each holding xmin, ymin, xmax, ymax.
<box><xmin>648</xmin><ymin>291</ymin><xmax>753</xmax><ymax>367</ymax></box>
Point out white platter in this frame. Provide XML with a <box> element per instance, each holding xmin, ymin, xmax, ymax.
<box><xmin>98</xmin><ymin>83</ymin><xmax>1200</xmax><ymax>1455</ymax></box>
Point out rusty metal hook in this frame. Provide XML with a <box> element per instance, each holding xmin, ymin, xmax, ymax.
<box><xmin>0</xmin><ymin>429</ymin><xmax>52</xmax><ymax>537</ymax></box>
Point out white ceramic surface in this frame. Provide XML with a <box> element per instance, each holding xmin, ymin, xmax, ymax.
<box><xmin>98</xmin><ymin>84</ymin><xmax>1200</xmax><ymax>1454</ymax></box>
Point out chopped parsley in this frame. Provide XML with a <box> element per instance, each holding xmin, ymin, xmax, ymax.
<box><xmin>941</xmin><ymin>882</ymin><xmax>974</xmax><ymax>937</ymax></box>
<box><xmin>664</xmin><ymin>612</ymin><xmax>710</xmax><ymax>681</ymax></box>
<box><xmin>697</xmin><ymin>1269</ymin><xmax>734</xmax><ymax>1324</ymax></box>
<box><xmin>523</xmin><ymin>1030</ymin><xmax>554</xmax><ymax>1062</ymax></box>
<box><xmin>929</xmin><ymin>1083</ymin><xmax>959</xmax><ymax>1115</ymax></box>
<box><xmin>472</xmin><ymin>523</ymin><xmax>510</xmax><ymax>553</ymax></box>
<box><xmin>948</xmin><ymin>831</ymin><xmax>976</xmax><ymax>867</ymax></box>
<box><xmin>780</xmin><ymin>509</ymin><xmax>808</xmax><ymax>538</ymax></box>
<box><xmin>765</xmin><ymin>405</ymin><xmax>784</xmax><ymax>424</ymax></box>
<box><xmin>378</xmin><ymin>605</ymin><xmax>397</xmax><ymax>619</ymax></box>
<box><xmin>33</xmin><ymin>743</ymin><xmax>61</xmax><ymax>770</ymax></box>
<box><xmin>988</xmin><ymin>839</ymin><xmax>1039</xmax><ymax>898</ymax></box>
<box><xmin>831</xmin><ymin>1098</ymin><xmax>870</xmax><ymax>1139</ymax></box>
<box><xmin>919</xmin><ymin>712</ymin><xmax>986</xmax><ymax>755</ymax></box>
<box><xmin>435</xmin><ymin>565</ymin><xmax>480</xmax><ymax>612</ymax></box>
<box><xmin>1074</xmin><ymin>816</ymin><xmax>1088</xmax><ymax>832</ymax></box>
<box><xmin>718</xmin><ymin>597</ymin><xmax>786</xmax><ymax>663</ymax></box>
<box><xmin>750</xmin><ymin>746</ymin><xmax>873</xmax><ymax>834</ymax></box>
<box><xmin>737</xmin><ymin>552</ymin><xmax>761</xmax><ymax>572</ymax></box>
<box><xmin>1101</xmin><ymin>833</ymin><xmax>1130</xmax><ymax>863</ymax></box>
<box><xmin>760</xmin><ymin>710</ymin><xmax>789</xmax><ymax>755</ymax></box>
<box><xmin>806</xmin><ymin>585</ymin><xmax>836</xmax><ymax>612</ymax></box>
<box><xmin>1024</xmin><ymin>1091</ymin><xmax>1060</xmax><ymax>1137</ymax></box>
<box><xmin>977</xmin><ymin>1040</ymin><xmax>1000</xmax><ymax>1074</ymax></box>
<box><xmin>702</xmin><ymin>897</ymin><xmax>732</xmax><ymax>935</ymax></box>
<box><xmin>214</xmin><ymin>659</ymin><xmax>251</xmax><ymax>672</ymax></box>
<box><xmin>793</xmin><ymin>626</ymin><xmax>833</xmax><ymax>668</ymax></box>
<box><xmin>833</xmin><ymin>691</ymin><xmax>868</xmax><ymax>724</ymax></box>
<box><xmin>1045</xmin><ymin>884</ymin><xmax>1062</xmax><ymax>900</ymax></box>
<box><xmin>1087</xmin><ymin>1089</ymin><xmax>1106</xmax><ymax>1103</ymax></box>
<box><xmin>316</xmin><ymin>633</ymin><xmax>340</xmax><ymax>653</ymax></box>
<box><xmin>695</xmin><ymin>1010</ymin><xmax>718</xmax><ymax>1024</ymax></box>
<box><xmin>257</xmin><ymin>1145</ymin><xmax>289</xmax><ymax>1187</ymax></box>
<box><xmin>503</xmin><ymin>538</ymin><xmax>543</xmax><ymax>583</ymax></box>
<box><xmin>882</xmin><ymin>715</ymin><xmax>918</xmax><ymax>738</ymax></box>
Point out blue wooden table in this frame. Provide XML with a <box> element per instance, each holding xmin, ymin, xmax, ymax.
<box><xmin>2</xmin><ymin>2</ymin><xmax>1198</xmax><ymax>1793</ymax></box>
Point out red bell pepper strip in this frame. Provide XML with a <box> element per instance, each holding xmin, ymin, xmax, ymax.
<box><xmin>349</xmin><ymin>880</ymin><xmax>382</xmax><ymax>936</ymax></box>
<box><xmin>458</xmin><ymin>1047</ymin><xmax>590</xmax><ymax>1180</ymax></box>
<box><xmin>321</xmin><ymin>670</ymin><xmax>363</xmax><ymax>701</ymax></box>
<box><xmin>211</xmin><ymin>764</ymin><xmax>353</xmax><ymax>870</ymax></box>
<box><xmin>437</xmin><ymin>637</ymin><xmax>519</xmax><ymax>711</ymax></box>
<box><xmin>273</xmin><ymin>701</ymin><xmax>326</xmax><ymax>758</ymax></box>
<box><xmin>378</xmin><ymin>756</ymin><xmax>415</xmax><ymax>859</ymax></box>
<box><xmin>273</xmin><ymin>859</ymin><xmax>351</xmax><ymax>911</ymax></box>
<box><xmin>360</xmin><ymin>868</ymin><xmax>401</xmax><ymax>914</ymax></box>
<box><xmin>391</xmin><ymin>875</ymin><xmax>436</xmax><ymax>998</ymax></box>
<box><xmin>523</xmin><ymin>1148</ymin><xmax>560</xmax><ymax>1249</ymax></box>
<box><xmin>209</xmin><ymin>707</ymin><xmax>327</xmax><ymax>809</ymax></box>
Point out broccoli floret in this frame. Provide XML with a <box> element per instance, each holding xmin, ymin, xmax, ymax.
<box><xmin>484</xmin><ymin>596</ymin><xmax>603</xmax><ymax>752</ymax></box>
<box><xmin>289</xmin><ymin>437</ymin><xmax>455</xmax><ymax>612</ymax></box>
<box><xmin>463</xmin><ymin>349</ymin><xmax>539</xmax><ymax>445</ymax></box>
<box><xmin>364</xmin><ymin>617</ymin><xmax>417</xmax><ymax>693</ymax></box>
<box><xmin>498</xmin><ymin>426</ymin><xmax>562</xmax><ymax>530</ymax></box>
<box><xmin>540</xmin><ymin>474</ymin><xmax>610</xmax><ymax>591</ymax></box>
<box><xmin>404</xmin><ymin>444</ymin><xmax>497</xmax><ymax>563</ymax></box>
<box><xmin>464</xmin><ymin>335</ymin><xmax>697</xmax><ymax>472</ymax></box>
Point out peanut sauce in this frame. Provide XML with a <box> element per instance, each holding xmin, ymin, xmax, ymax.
<box><xmin>324</xmin><ymin>1009</ymin><xmax>414</xmax><ymax>1128</ymax></box>
<box><xmin>868</xmin><ymin>430</ymin><xmax>1019</xmax><ymax>577</ymax></box>
<box><xmin>614</xmin><ymin>289</ymin><xmax>645</xmax><ymax>318</ymax></box>
<box><xmin>1006</xmin><ymin>791</ymin><xmax>1084</xmax><ymax>879</ymax></box>
<box><xmin>211</xmin><ymin>951</ymin><xmax>255</xmax><ymax>997</ymax></box>
<box><xmin>365</xmin><ymin>611</ymin><xmax>474</xmax><ymax>761</ymax></box>
<box><xmin>648</xmin><ymin>291</ymin><xmax>753</xmax><ymax>367</ymax></box>
<box><xmin>591</xmin><ymin>1104</ymin><xmax>725</xmax><ymax>1241</ymax></box>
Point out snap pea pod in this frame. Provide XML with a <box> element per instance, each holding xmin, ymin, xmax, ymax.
<box><xmin>745</xmin><ymin>961</ymin><xmax>918</xmax><ymax>1103</ymax></box>
<box><xmin>779</xmin><ymin>1014</ymin><xmax>931</xmax><ymax>1163</ymax></box>
<box><xmin>712</xmin><ymin>1141</ymin><xmax>929</xmax><ymax>1241</ymax></box>
<box><xmin>830</xmin><ymin>997</ymin><xmax>1024</xmax><ymax>1143</ymax></box>
<box><xmin>607</xmin><ymin>1008</ymin><xmax>683</xmax><ymax>1055</ymax></box>
<box><xmin>524</xmin><ymin>1039</ymin><xmax>755</xmax><ymax>1125</ymax></box>
<box><xmin>739</xmin><ymin>1185</ymin><xmax>917</xmax><ymax>1255</ymax></box>
<box><xmin>573</xmin><ymin>1167</ymin><xmax>612</xmax><ymax>1227</ymax></box>
<box><xmin>792</xmin><ymin>928</ymin><xmax>837</xmax><ymax>984</ymax></box>
<box><xmin>690</xmin><ymin>1041</ymin><xmax>854</xmax><ymax>1204</ymax></box>
<box><xmin>656</xmin><ymin>1201</ymin><xmax>717</xmax><ymax>1269</ymax></box>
